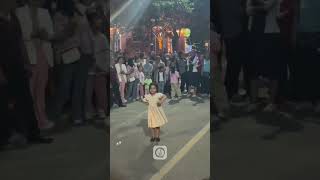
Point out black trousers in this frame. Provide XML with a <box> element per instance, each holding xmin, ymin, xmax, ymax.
<box><xmin>201</xmin><ymin>73</ymin><xmax>210</xmax><ymax>94</ymax></box>
<box><xmin>12</xmin><ymin>77</ymin><xmax>40</xmax><ymax>139</ymax></box>
<box><xmin>1</xmin><ymin>73</ymin><xmax>40</xmax><ymax>140</ymax></box>
<box><xmin>180</xmin><ymin>72</ymin><xmax>189</xmax><ymax>92</ymax></box>
<box><xmin>0</xmin><ymin>86</ymin><xmax>11</xmax><ymax>145</ymax></box>
<box><xmin>111</xmin><ymin>83</ymin><xmax>122</xmax><ymax>106</ymax></box>
<box><xmin>292</xmin><ymin>47</ymin><xmax>320</xmax><ymax>101</ymax></box>
<box><xmin>224</xmin><ymin>34</ymin><xmax>250</xmax><ymax>100</ymax></box>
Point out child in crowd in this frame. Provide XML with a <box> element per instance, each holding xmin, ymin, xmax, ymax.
<box><xmin>142</xmin><ymin>83</ymin><xmax>168</xmax><ymax>142</ymax></box>
<box><xmin>138</xmin><ymin>65</ymin><xmax>145</xmax><ymax>99</ymax></box>
<box><xmin>170</xmin><ymin>67</ymin><xmax>182</xmax><ymax>100</ymax></box>
<box><xmin>144</xmin><ymin>73</ymin><xmax>153</xmax><ymax>95</ymax></box>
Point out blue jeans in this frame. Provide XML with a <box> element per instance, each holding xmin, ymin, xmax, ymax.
<box><xmin>158</xmin><ymin>81</ymin><xmax>165</xmax><ymax>93</ymax></box>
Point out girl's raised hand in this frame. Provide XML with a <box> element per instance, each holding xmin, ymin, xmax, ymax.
<box><xmin>142</xmin><ymin>98</ymin><xmax>149</xmax><ymax>105</ymax></box>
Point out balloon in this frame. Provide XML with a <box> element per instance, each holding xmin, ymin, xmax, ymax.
<box><xmin>184</xmin><ymin>28</ymin><xmax>191</xmax><ymax>37</ymax></box>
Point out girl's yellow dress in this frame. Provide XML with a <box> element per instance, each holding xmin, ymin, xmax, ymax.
<box><xmin>143</xmin><ymin>93</ymin><xmax>168</xmax><ymax>128</ymax></box>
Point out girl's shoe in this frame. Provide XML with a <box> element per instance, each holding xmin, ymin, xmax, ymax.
<box><xmin>150</xmin><ymin>137</ymin><xmax>155</xmax><ymax>142</ymax></box>
<box><xmin>155</xmin><ymin>138</ymin><xmax>160</xmax><ymax>142</ymax></box>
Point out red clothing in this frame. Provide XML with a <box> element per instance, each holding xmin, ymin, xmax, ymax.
<box><xmin>197</xmin><ymin>56</ymin><xmax>203</xmax><ymax>72</ymax></box>
<box><xmin>279</xmin><ymin>0</ymin><xmax>295</xmax><ymax>46</ymax></box>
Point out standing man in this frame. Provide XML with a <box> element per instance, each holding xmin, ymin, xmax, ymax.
<box><xmin>143</xmin><ymin>57</ymin><xmax>153</xmax><ymax>79</ymax></box>
<box><xmin>246</xmin><ymin>0</ymin><xmax>287</xmax><ymax>112</ymax></box>
<box><xmin>110</xmin><ymin>58</ymin><xmax>126</xmax><ymax>108</ymax></box>
<box><xmin>152</xmin><ymin>55</ymin><xmax>165</xmax><ymax>82</ymax></box>
<box><xmin>0</xmin><ymin>0</ymin><xmax>53</xmax><ymax>149</ymax></box>
<box><xmin>216</xmin><ymin>0</ymin><xmax>250</xmax><ymax>104</ymax></box>
<box><xmin>177</xmin><ymin>52</ymin><xmax>188</xmax><ymax>94</ymax></box>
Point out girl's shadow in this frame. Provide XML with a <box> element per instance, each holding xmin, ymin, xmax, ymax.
<box><xmin>128</xmin><ymin>144</ymin><xmax>158</xmax><ymax>180</ymax></box>
<box><xmin>137</xmin><ymin>118</ymin><xmax>151</xmax><ymax>138</ymax></box>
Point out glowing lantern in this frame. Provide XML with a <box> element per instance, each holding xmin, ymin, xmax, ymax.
<box><xmin>183</xmin><ymin>28</ymin><xmax>191</xmax><ymax>38</ymax></box>
<box><xmin>180</xmin><ymin>28</ymin><xmax>191</xmax><ymax>38</ymax></box>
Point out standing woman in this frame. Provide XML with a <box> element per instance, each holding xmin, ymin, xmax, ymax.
<box><xmin>15</xmin><ymin>0</ymin><xmax>55</xmax><ymax>130</ymax></box>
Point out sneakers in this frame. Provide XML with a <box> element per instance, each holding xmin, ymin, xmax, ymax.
<box><xmin>263</xmin><ymin>103</ymin><xmax>277</xmax><ymax>112</ymax></box>
<box><xmin>121</xmin><ymin>98</ymin><xmax>127</xmax><ymax>103</ymax></box>
<box><xmin>40</xmin><ymin>121</ymin><xmax>55</xmax><ymax>130</ymax></box>
<box><xmin>73</xmin><ymin>119</ymin><xmax>85</xmax><ymax>126</ymax></box>
<box><xmin>86</xmin><ymin>112</ymin><xmax>96</xmax><ymax>120</ymax></box>
<box><xmin>8</xmin><ymin>133</ymin><xmax>27</xmax><ymax>147</ymax></box>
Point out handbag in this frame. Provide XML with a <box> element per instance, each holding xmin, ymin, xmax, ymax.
<box><xmin>61</xmin><ymin>47</ymin><xmax>81</xmax><ymax>64</ymax></box>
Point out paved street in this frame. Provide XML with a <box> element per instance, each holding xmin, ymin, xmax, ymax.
<box><xmin>212</xmin><ymin>78</ymin><xmax>320</xmax><ymax>180</ymax></box>
<box><xmin>0</xmin><ymin>122</ymin><xmax>108</xmax><ymax>180</ymax></box>
<box><xmin>110</xmin><ymin>96</ymin><xmax>210</xmax><ymax>180</ymax></box>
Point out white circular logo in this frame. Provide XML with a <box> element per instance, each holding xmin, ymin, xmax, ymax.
<box><xmin>153</xmin><ymin>145</ymin><xmax>167</xmax><ymax>160</ymax></box>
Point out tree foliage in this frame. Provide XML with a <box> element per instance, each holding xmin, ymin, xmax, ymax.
<box><xmin>151</xmin><ymin>0</ymin><xmax>195</xmax><ymax>14</ymax></box>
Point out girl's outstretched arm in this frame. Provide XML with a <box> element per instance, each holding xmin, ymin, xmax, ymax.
<box><xmin>142</xmin><ymin>97</ymin><xmax>149</xmax><ymax>105</ymax></box>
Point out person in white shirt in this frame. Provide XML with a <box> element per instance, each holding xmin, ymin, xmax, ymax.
<box><xmin>157</xmin><ymin>66</ymin><xmax>166</xmax><ymax>93</ymax></box>
<box><xmin>138</xmin><ymin>65</ymin><xmax>145</xmax><ymax>99</ymax></box>
<box><xmin>188</xmin><ymin>53</ymin><xmax>201</xmax><ymax>97</ymax></box>
<box><xmin>15</xmin><ymin>0</ymin><xmax>55</xmax><ymax>130</ymax></box>
<box><xmin>115</xmin><ymin>56</ymin><xmax>128</xmax><ymax>103</ymax></box>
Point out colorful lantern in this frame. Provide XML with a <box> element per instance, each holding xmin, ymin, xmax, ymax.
<box><xmin>183</xmin><ymin>28</ymin><xmax>191</xmax><ymax>38</ymax></box>
<box><xmin>180</xmin><ymin>28</ymin><xmax>191</xmax><ymax>38</ymax></box>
